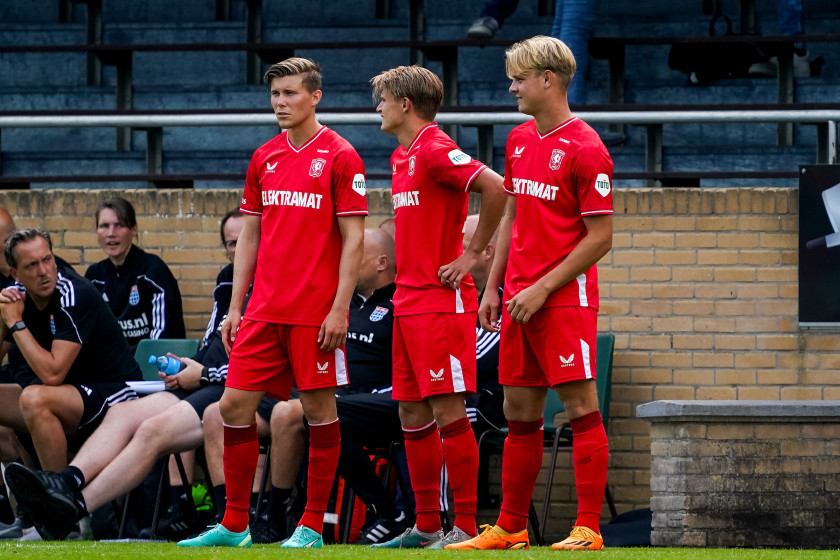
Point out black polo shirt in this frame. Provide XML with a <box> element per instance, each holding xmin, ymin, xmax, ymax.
<box><xmin>345</xmin><ymin>282</ymin><xmax>396</xmax><ymax>393</ymax></box>
<box><xmin>5</xmin><ymin>269</ymin><xmax>142</xmax><ymax>388</ymax></box>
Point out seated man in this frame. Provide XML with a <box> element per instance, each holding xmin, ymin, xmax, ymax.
<box><xmin>4</xmin><ymin>309</ymin><xmax>233</xmax><ymax>541</ymax></box>
<box><xmin>202</xmin><ymin>209</ymin><xmax>244</xmax><ymax>347</ymax></box>
<box><xmin>0</xmin><ymin>228</ymin><xmax>141</xmax><ymax>477</ymax></box>
<box><xmin>462</xmin><ymin>214</ymin><xmax>505</xmax><ymax>437</ymax></box>
<box><xmin>200</xmin><ymin>227</ymin><xmax>404</xmax><ymax>544</ymax></box>
<box><xmin>4</xmin><ymin>215</ymin><xmax>246</xmax><ymax>542</ymax></box>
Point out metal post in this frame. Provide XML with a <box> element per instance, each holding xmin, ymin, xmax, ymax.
<box><xmin>476</xmin><ymin>125</ymin><xmax>495</xmax><ymax>170</ymax></box>
<box><xmin>86</xmin><ymin>0</ymin><xmax>103</xmax><ymax>87</ymax></box>
<box><xmin>441</xmin><ymin>56</ymin><xmax>458</xmax><ymax>142</ymax></box>
<box><xmin>609</xmin><ymin>47</ymin><xmax>625</xmax><ymax>135</ymax></box>
<box><xmin>817</xmin><ymin>121</ymin><xmax>838</xmax><ymax>165</ymax></box>
<box><xmin>375</xmin><ymin>0</ymin><xmax>392</xmax><ymax>19</ymax></box>
<box><xmin>246</xmin><ymin>0</ymin><xmax>263</xmax><ymax>85</ymax></box>
<box><xmin>645</xmin><ymin>124</ymin><xmax>663</xmax><ymax>188</ymax></box>
<box><xmin>116</xmin><ymin>56</ymin><xmax>133</xmax><ymax>151</ymax></box>
<box><xmin>215</xmin><ymin>0</ymin><xmax>231</xmax><ymax>20</ymax></box>
<box><xmin>537</xmin><ymin>0</ymin><xmax>555</xmax><ymax>17</ymax></box>
<box><xmin>409</xmin><ymin>0</ymin><xmax>424</xmax><ymax>66</ymax></box>
<box><xmin>59</xmin><ymin>0</ymin><xmax>73</xmax><ymax>23</ymax></box>
<box><xmin>777</xmin><ymin>47</ymin><xmax>794</xmax><ymax>146</ymax></box>
<box><xmin>146</xmin><ymin>127</ymin><xmax>163</xmax><ymax>185</ymax></box>
<box><xmin>739</xmin><ymin>0</ymin><xmax>756</xmax><ymax>34</ymax></box>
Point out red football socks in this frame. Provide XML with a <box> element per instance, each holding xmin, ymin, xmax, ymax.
<box><xmin>403</xmin><ymin>421</ymin><xmax>444</xmax><ymax>534</ymax></box>
<box><xmin>497</xmin><ymin>418</ymin><xmax>544</xmax><ymax>534</ymax></box>
<box><xmin>221</xmin><ymin>423</ymin><xmax>258</xmax><ymax>533</ymax></box>
<box><xmin>440</xmin><ymin>417</ymin><xmax>478</xmax><ymax>537</ymax></box>
<box><xmin>571</xmin><ymin>410</ymin><xmax>609</xmax><ymax>532</ymax></box>
<box><xmin>298</xmin><ymin>419</ymin><xmax>341</xmax><ymax>534</ymax></box>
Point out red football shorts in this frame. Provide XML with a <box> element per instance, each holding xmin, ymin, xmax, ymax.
<box><xmin>226</xmin><ymin>318</ymin><xmax>348</xmax><ymax>400</ymax></box>
<box><xmin>499</xmin><ymin>305</ymin><xmax>598</xmax><ymax>387</ymax></box>
<box><xmin>392</xmin><ymin>312</ymin><xmax>477</xmax><ymax>401</ymax></box>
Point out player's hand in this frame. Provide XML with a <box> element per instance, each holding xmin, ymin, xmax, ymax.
<box><xmin>318</xmin><ymin>308</ymin><xmax>347</xmax><ymax>352</ymax></box>
<box><xmin>0</xmin><ymin>291</ymin><xmax>25</xmax><ymax>328</ymax></box>
<box><xmin>438</xmin><ymin>250</ymin><xmax>480</xmax><ymax>291</ymax></box>
<box><xmin>506</xmin><ymin>283</ymin><xmax>549</xmax><ymax>324</ymax></box>
<box><xmin>0</xmin><ymin>287</ymin><xmax>24</xmax><ymax>305</ymax></box>
<box><xmin>479</xmin><ymin>288</ymin><xmax>501</xmax><ymax>333</ymax></box>
<box><xmin>221</xmin><ymin>310</ymin><xmax>241</xmax><ymax>355</ymax></box>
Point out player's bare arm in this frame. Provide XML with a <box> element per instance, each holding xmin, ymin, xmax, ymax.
<box><xmin>1</xmin><ymin>297</ymin><xmax>81</xmax><ymax>385</ymax></box>
<box><xmin>438</xmin><ymin>168</ymin><xmax>506</xmax><ymax>290</ymax></box>
<box><xmin>479</xmin><ymin>196</ymin><xmax>516</xmax><ymax>332</ymax></box>
<box><xmin>221</xmin><ymin>213</ymin><xmax>261</xmax><ymax>354</ymax></box>
<box><xmin>507</xmin><ymin>213</ymin><xmax>612</xmax><ymax>324</ymax></box>
<box><xmin>319</xmin><ymin>215</ymin><xmax>364</xmax><ymax>352</ymax></box>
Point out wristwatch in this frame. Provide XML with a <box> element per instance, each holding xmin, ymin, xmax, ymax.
<box><xmin>199</xmin><ymin>366</ymin><xmax>211</xmax><ymax>387</ymax></box>
<box><xmin>8</xmin><ymin>321</ymin><xmax>26</xmax><ymax>334</ymax></box>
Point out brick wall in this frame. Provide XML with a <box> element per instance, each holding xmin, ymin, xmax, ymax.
<box><xmin>640</xmin><ymin>401</ymin><xmax>840</xmax><ymax>548</ymax></box>
<box><xmin>3</xmin><ymin>187</ymin><xmax>839</xmax><ymax>539</ymax></box>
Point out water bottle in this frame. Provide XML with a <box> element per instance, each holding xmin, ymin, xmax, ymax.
<box><xmin>148</xmin><ymin>355</ymin><xmax>186</xmax><ymax>375</ymax></box>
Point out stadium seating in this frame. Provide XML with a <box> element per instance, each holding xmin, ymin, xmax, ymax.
<box><xmin>0</xmin><ymin>0</ymin><xmax>838</xmax><ymax>188</ymax></box>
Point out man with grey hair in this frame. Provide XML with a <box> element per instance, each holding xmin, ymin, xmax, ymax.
<box><xmin>1</xmin><ymin>228</ymin><xmax>141</xmax><ymax>539</ymax></box>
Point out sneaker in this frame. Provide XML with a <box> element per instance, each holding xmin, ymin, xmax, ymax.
<box><xmin>251</xmin><ymin>512</ymin><xmax>287</xmax><ymax>544</ymax></box>
<box><xmin>356</xmin><ymin>512</ymin><xmax>408</xmax><ymax>545</ymax></box>
<box><xmin>280</xmin><ymin>525</ymin><xmax>322</xmax><ymax>548</ymax></box>
<box><xmin>139</xmin><ymin>500</ymin><xmax>199</xmax><ymax>541</ymax></box>
<box><xmin>426</xmin><ymin>526</ymin><xmax>474</xmax><ymax>549</ymax></box>
<box><xmin>0</xmin><ymin>518</ymin><xmax>24</xmax><ymax>540</ymax></box>
<box><xmin>467</xmin><ymin>16</ymin><xmax>499</xmax><ymax>39</ymax></box>
<box><xmin>177</xmin><ymin>523</ymin><xmax>251</xmax><ymax>547</ymax></box>
<box><xmin>370</xmin><ymin>525</ymin><xmax>443</xmax><ymax>549</ymax></box>
<box><xmin>551</xmin><ymin>525</ymin><xmax>604</xmax><ymax>551</ymax></box>
<box><xmin>445</xmin><ymin>524</ymin><xmax>529</xmax><ymax>550</ymax></box>
<box><xmin>18</xmin><ymin>527</ymin><xmax>42</xmax><ymax>541</ymax></box>
<box><xmin>4</xmin><ymin>463</ymin><xmax>84</xmax><ymax>540</ymax></box>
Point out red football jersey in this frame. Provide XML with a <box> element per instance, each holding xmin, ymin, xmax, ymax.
<box><xmin>240</xmin><ymin>126</ymin><xmax>368</xmax><ymax>325</ymax></box>
<box><xmin>503</xmin><ymin>117</ymin><xmax>613</xmax><ymax>310</ymax></box>
<box><xmin>391</xmin><ymin>123</ymin><xmax>486</xmax><ymax>316</ymax></box>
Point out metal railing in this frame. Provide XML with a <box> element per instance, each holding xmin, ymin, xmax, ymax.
<box><xmin>0</xmin><ymin>109</ymin><xmax>837</xmax><ymax>187</ymax></box>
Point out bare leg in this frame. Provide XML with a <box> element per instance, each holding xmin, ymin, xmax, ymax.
<box><xmin>203</xmin><ymin>400</ymin><xmax>271</xmax><ymax>487</ymax></box>
<box><xmin>72</xmin><ymin>392</ymin><xmax>180</xmax><ymax>480</ymax></box>
<box><xmin>268</xmin><ymin>400</ymin><xmax>305</xmax><ymax>489</ymax></box>
<box><xmin>168</xmin><ymin>450</ymin><xmax>195</xmax><ymax>488</ymax></box>
<box><xmin>81</xmin><ymin>401</ymin><xmax>204</xmax><ymax>511</ymax></box>
<box><xmin>18</xmin><ymin>385</ymin><xmax>84</xmax><ymax>471</ymax></box>
<box><xmin>202</xmin><ymin>402</ymin><xmax>224</xmax><ymax>486</ymax></box>
<box><xmin>0</xmin><ymin>384</ymin><xmax>25</xmax><ymax>432</ymax></box>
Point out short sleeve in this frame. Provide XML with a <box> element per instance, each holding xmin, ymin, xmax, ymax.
<box><xmin>240</xmin><ymin>153</ymin><xmax>264</xmax><ymax>216</ymax></box>
<box><xmin>503</xmin><ymin>135</ymin><xmax>515</xmax><ymax>195</ymax></box>
<box><xmin>573</xmin><ymin>144</ymin><xmax>614</xmax><ymax>216</ymax></box>
<box><xmin>424</xmin><ymin>140</ymin><xmax>487</xmax><ymax>193</ymax></box>
<box><xmin>331</xmin><ymin>146</ymin><xmax>369</xmax><ymax>216</ymax></box>
<box><xmin>53</xmin><ymin>289</ymin><xmax>96</xmax><ymax>345</ymax></box>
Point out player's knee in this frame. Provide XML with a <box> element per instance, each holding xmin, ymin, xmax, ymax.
<box><xmin>202</xmin><ymin>402</ymin><xmax>222</xmax><ymax>430</ymax></box>
<box><xmin>18</xmin><ymin>385</ymin><xmax>51</xmax><ymax>420</ymax></box>
<box><xmin>134</xmin><ymin>414</ymin><xmax>172</xmax><ymax>451</ymax></box>
<box><xmin>270</xmin><ymin>401</ymin><xmax>304</xmax><ymax>433</ymax></box>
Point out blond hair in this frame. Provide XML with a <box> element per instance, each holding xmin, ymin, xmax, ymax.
<box><xmin>264</xmin><ymin>57</ymin><xmax>322</xmax><ymax>93</ymax></box>
<box><xmin>370</xmin><ymin>65</ymin><xmax>443</xmax><ymax>121</ymax></box>
<box><xmin>505</xmin><ymin>35</ymin><xmax>576</xmax><ymax>90</ymax></box>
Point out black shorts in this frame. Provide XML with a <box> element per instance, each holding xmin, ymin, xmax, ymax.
<box><xmin>0</xmin><ymin>364</ymin><xmax>16</xmax><ymax>384</ymax></box>
<box><xmin>172</xmin><ymin>385</ymin><xmax>226</xmax><ymax>418</ymax></box>
<box><xmin>75</xmin><ymin>381</ymin><xmax>138</xmax><ymax>439</ymax></box>
<box><xmin>255</xmin><ymin>387</ymin><xmax>299</xmax><ymax>423</ymax></box>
